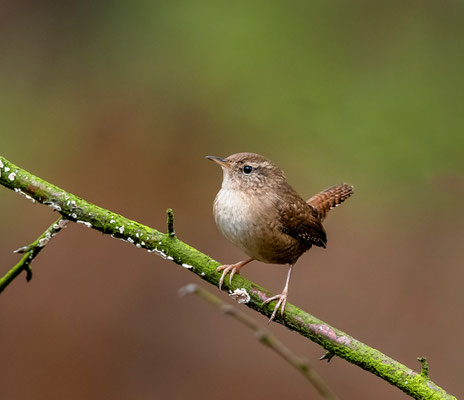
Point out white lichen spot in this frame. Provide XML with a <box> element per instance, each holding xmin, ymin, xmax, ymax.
<box><xmin>71</xmin><ymin>213</ymin><xmax>77</xmax><ymax>219</ymax></box>
<box><xmin>38</xmin><ymin>237</ymin><xmax>50</xmax><ymax>247</ymax></box>
<box><xmin>127</xmin><ymin>238</ymin><xmax>134</xmax><ymax>243</ymax></box>
<box><xmin>136</xmin><ymin>232</ymin><xmax>139</xmax><ymax>238</ymax></box>
<box><xmin>58</xmin><ymin>219</ymin><xmax>69</xmax><ymax>228</ymax></box>
<box><xmin>53</xmin><ymin>224</ymin><xmax>59</xmax><ymax>229</ymax></box>
<box><xmin>229</xmin><ymin>288</ymin><xmax>251</xmax><ymax>304</ymax></box>
<box><xmin>67</xmin><ymin>200</ymin><xmax>71</xmax><ymax>206</ymax></box>
<box><xmin>14</xmin><ymin>188</ymin><xmax>36</xmax><ymax>203</ymax></box>
<box><xmin>141</xmin><ymin>241</ymin><xmax>145</xmax><ymax>246</ymax></box>
<box><xmin>110</xmin><ymin>219</ymin><xmax>115</xmax><ymax>223</ymax></box>
<box><xmin>181</xmin><ymin>263</ymin><xmax>193</xmax><ymax>269</ymax></box>
<box><xmin>71</xmin><ymin>200</ymin><xmax>77</xmax><ymax>207</ymax></box>
<box><xmin>0</xmin><ymin>159</ymin><xmax>3</xmax><ymax>168</ymax></box>
<box><xmin>8</xmin><ymin>172</ymin><xmax>16</xmax><ymax>181</ymax></box>
<box><xmin>76</xmin><ymin>220</ymin><xmax>92</xmax><ymax>228</ymax></box>
<box><xmin>153</xmin><ymin>249</ymin><xmax>168</xmax><ymax>259</ymax></box>
<box><xmin>136</xmin><ymin>243</ymin><xmax>141</xmax><ymax>248</ymax></box>
<box><xmin>149</xmin><ymin>248</ymin><xmax>174</xmax><ymax>261</ymax></box>
<box><xmin>5</xmin><ymin>167</ymin><xmax>10</xmax><ymax>172</ymax></box>
<box><xmin>201</xmin><ymin>272</ymin><xmax>205</xmax><ymax>276</ymax></box>
<box><xmin>48</xmin><ymin>203</ymin><xmax>62</xmax><ymax>211</ymax></box>
<box><xmin>119</xmin><ymin>225</ymin><xmax>125</xmax><ymax>234</ymax></box>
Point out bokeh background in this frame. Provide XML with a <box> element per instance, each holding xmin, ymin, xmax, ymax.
<box><xmin>1</xmin><ymin>1</ymin><xmax>463</xmax><ymax>399</ymax></box>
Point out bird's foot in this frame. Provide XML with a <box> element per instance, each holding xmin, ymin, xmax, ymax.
<box><xmin>263</xmin><ymin>289</ymin><xmax>288</xmax><ymax>323</ymax></box>
<box><xmin>216</xmin><ymin>260</ymin><xmax>248</xmax><ymax>290</ymax></box>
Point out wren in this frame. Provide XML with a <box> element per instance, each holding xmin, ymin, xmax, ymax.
<box><xmin>206</xmin><ymin>152</ymin><xmax>353</xmax><ymax>321</ymax></box>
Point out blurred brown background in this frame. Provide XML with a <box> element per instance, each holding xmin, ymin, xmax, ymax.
<box><xmin>1</xmin><ymin>1</ymin><xmax>463</xmax><ymax>399</ymax></box>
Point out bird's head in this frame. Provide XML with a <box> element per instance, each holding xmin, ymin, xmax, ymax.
<box><xmin>206</xmin><ymin>152</ymin><xmax>287</xmax><ymax>192</ymax></box>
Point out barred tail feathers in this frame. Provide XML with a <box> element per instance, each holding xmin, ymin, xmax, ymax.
<box><xmin>307</xmin><ymin>183</ymin><xmax>354</xmax><ymax>221</ymax></box>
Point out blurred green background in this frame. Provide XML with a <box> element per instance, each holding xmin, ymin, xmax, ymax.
<box><xmin>1</xmin><ymin>1</ymin><xmax>463</xmax><ymax>399</ymax></box>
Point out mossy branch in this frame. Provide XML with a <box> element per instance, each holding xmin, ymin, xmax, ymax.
<box><xmin>0</xmin><ymin>155</ymin><xmax>457</xmax><ymax>400</ymax></box>
<box><xmin>0</xmin><ymin>217</ymin><xmax>68</xmax><ymax>293</ymax></box>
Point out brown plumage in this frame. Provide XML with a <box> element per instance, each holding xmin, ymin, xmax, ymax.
<box><xmin>307</xmin><ymin>183</ymin><xmax>354</xmax><ymax>221</ymax></box>
<box><xmin>206</xmin><ymin>152</ymin><xmax>353</xmax><ymax>321</ymax></box>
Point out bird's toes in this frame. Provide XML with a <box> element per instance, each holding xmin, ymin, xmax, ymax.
<box><xmin>263</xmin><ymin>294</ymin><xmax>280</xmax><ymax>305</ymax></box>
<box><xmin>280</xmin><ymin>295</ymin><xmax>288</xmax><ymax>317</ymax></box>
<box><xmin>268</xmin><ymin>297</ymin><xmax>283</xmax><ymax>323</ymax></box>
<box><xmin>216</xmin><ymin>264</ymin><xmax>229</xmax><ymax>272</ymax></box>
<box><xmin>229</xmin><ymin>267</ymin><xmax>240</xmax><ymax>285</ymax></box>
<box><xmin>217</xmin><ymin>265</ymin><xmax>232</xmax><ymax>290</ymax></box>
<box><xmin>263</xmin><ymin>292</ymin><xmax>288</xmax><ymax>323</ymax></box>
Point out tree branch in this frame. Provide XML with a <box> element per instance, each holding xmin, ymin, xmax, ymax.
<box><xmin>179</xmin><ymin>283</ymin><xmax>341</xmax><ymax>400</ymax></box>
<box><xmin>0</xmin><ymin>216</ymin><xmax>68</xmax><ymax>293</ymax></box>
<box><xmin>0</xmin><ymin>155</ymin><xmax>456</xmax><ymax>400</ymax></box>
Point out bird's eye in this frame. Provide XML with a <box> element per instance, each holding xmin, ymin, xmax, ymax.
<box><xmin>243</xmin><ymin>165</ymin><xmax>253</xmax><ymax>174</ymax></box>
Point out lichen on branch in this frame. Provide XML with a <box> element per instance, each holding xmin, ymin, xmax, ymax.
<box><xmin>0</xmin><ymin>155</ymin><xmax>457</xmax><ymax>400</ymax></box>
<box><xmin>0</xmin><ymin>217</ymin><xmax>68</xmax><ymax>293</ymax></box>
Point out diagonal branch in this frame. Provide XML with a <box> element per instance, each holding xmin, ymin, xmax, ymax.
<box><xmin>0</xmin><ymin>155</ymin><xmax>457</xmax><ymax>400</ymax></box>
<box><xmin>179</xmin><ymin>283</ymin><xmax>341</xmax><ymax>400</ymax></box>
<box><xmin>0</xmin><ymin>217</ymin><xmax>68</xmax><ymax>293</ymax></box>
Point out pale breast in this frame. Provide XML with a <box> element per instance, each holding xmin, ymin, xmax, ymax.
<box><xmin>213</xmin><ymin>188</ymin><xmax>303</xmax><ymax>264</ymax></box>
<box><xmin>214</xmin><ymin>189</ymin><xmax>253</xmax><ymax>247</ymax></box>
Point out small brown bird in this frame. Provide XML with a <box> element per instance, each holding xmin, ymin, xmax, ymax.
<box><xmin>206</xmin><ymin>152</ymin><xmax>353</xmax><ymax>321</ymax></box>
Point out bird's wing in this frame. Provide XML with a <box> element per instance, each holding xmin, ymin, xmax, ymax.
<box><xmin>278</xmin><ymin>199</ymin><xmax>327</xmax><ymax>248</ymax></box>
<box><xmin>307</xmin><ymin>183</ymin><xmax>354</xmax><ymax>221</ymax></box>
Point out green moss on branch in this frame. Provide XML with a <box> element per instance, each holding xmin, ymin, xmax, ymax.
<box><xmin>0</xmin><ymin>155</ymin><xmax>457</xmax><ymax>400</ymax></box>
<box><xmin>0</xmin><ymin>217</ymin><xmax>67</xmax><ymax>293</ymax></box>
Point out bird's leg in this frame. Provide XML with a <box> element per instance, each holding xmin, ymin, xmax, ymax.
<box><xmin>216</xmin><ymin>258</ymin><xmax>254</xmax><ymax>290</ymax></box>
<box><xmin>263</xmin><ymin>264</ymin><xmax>294</xmax><ymax>322</ymax></box>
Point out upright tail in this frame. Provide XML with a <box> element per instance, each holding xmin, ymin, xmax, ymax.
<box><xmin>307</xmin><ymin>183</ymin><xmax>354</xmax><ymax>221</ymax></box>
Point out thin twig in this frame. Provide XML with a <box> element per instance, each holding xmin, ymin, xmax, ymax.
<box><xmin>179</xmin><ymin>283</ymin><xmax>341</xmax><ymax>400</ymax></box>
<box><xmin>0</xmin><ymin>217</ymin><xmax>68</xmax><ymax>293</ymax></box>
<box><xmin>166</xmin><ymin>208</ymin><xmax>175</xmax><ymax>237</ymax></box>
<box><xmin>417</xmin><ymin>357</ymin><xmax>429</xmax><ymax>379</ymax></box>
<box><xmin>320</xmin><ymin>351</ymin><xmax>336</xmax><ymax>362</ymax></box>
<box><xmin>0</xmin><ymin>155</ymin><xmax>457</xmax><ymax>400</ymax></box>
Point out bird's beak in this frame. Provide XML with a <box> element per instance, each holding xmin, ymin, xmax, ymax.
<box><xmin>205</xmin><ymin>156</ymin><xmax>230</xmax><ymax>169</ymax></box>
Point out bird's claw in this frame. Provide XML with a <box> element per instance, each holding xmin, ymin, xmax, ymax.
<box><xmin>216</xmin><ymin>264</ymin><xmax>240</xmax><ymax>290</ymax></box>
<box><xmin>216</xmin><ymin>259</ymin><xmax>253</xmax><ymax>291</ymax></box>
<box><xmin>263</xmin><ymin>291</ymin><xmax>288</xmax><ymax>323</ymax></box>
